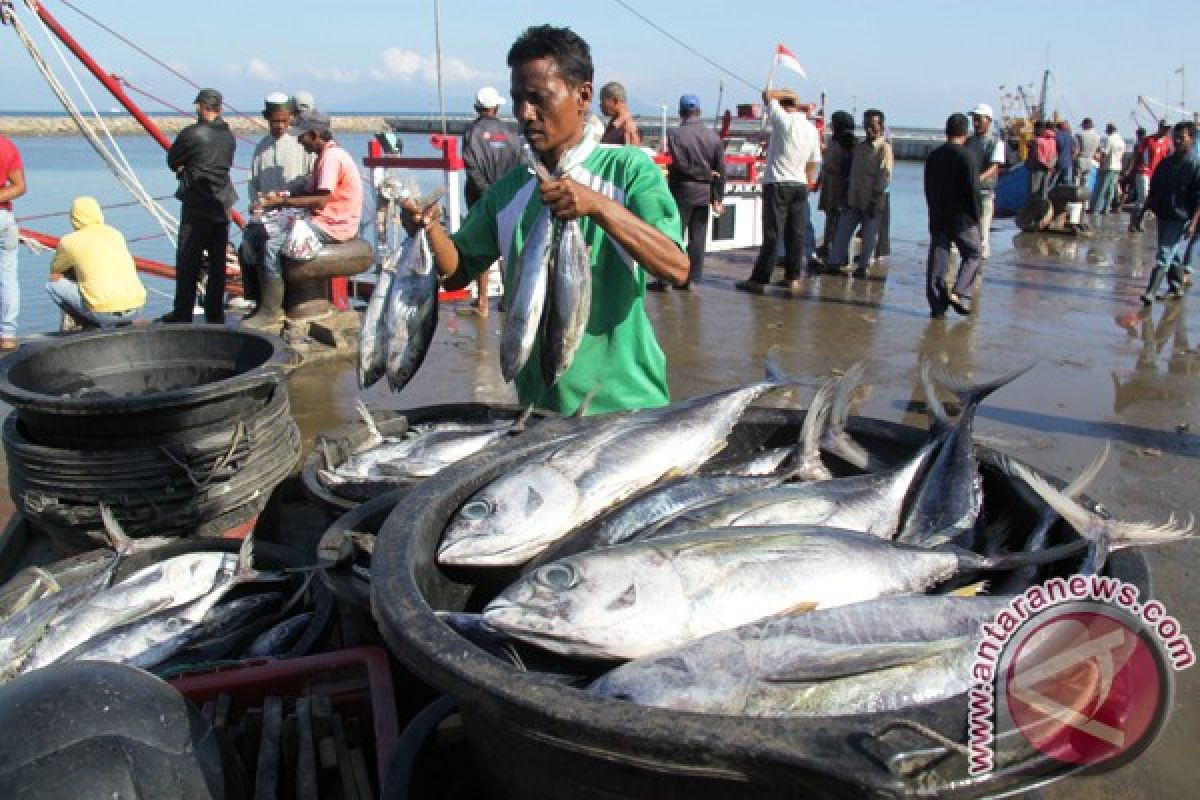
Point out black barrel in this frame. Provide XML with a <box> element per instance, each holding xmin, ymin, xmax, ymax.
<box><xmin>0</xmin><ymin>325</ymin><xmax>288</xmax><ymax>449</ymax></box>
<box><xmin>0</xmin><ymin>326</ymin><xmax>300</xmax><ymax>542</ymax></box>
<box><xmin>371</xmin><ymin>406</ymin><xmax>1150</xmax><ymax>800</ymax></box>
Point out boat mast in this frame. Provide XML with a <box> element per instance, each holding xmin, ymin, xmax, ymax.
<box><xmin>1035</xmin><ymin>69</ymin><xmax>1050</xmax><ymax>123</ymax></box>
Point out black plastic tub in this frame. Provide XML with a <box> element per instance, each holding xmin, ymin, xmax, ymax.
<box><xmin>317</xmin><ymin>488</ymin><xmax>406</xmax><ymax>612</ymax></box>
<box><xmin>0</xmin><ymin>325</ymin><xmax>289</xmax><ymax>449</ymax></box>
<box><xmin>371</xmin><ymin>406</ymin><xmax>1150</xmax><ymax>800</ymax></box>
<box><xmin>302</xmin><ymin>403</ymin><xmax>545</xmax><ymax>514</ymax></box>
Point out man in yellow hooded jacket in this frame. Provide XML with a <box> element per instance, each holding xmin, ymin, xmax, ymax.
<box><xmin>47</xmin><ymin>196</ymin><xmax>146</xmax><ymax>329</ymax></box>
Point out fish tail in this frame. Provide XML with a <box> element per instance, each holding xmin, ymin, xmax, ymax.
<box><xmin>1008</xmin><ymin>456</ymin><xmax>1194</xmax><ymax>552</ymax></box>
<box><xmin>800</xmin><ymin>379</ymin><xmax>836</xmax><ymax>462</ymax></box>
<box><xmin>920</xmin><ymin>360</ymin><xmax>953</xmax><ymax>430</ymax></box>
<box><xmin>829</xmin><ymin>362</ymin><xmax>866</xmax><ymax>430</ymax></box>
<box><xmin>763</xmin><ymin>345</ymin><xmax>787</xmax><ymax>384</ymax></box>
<box><xmin>931</xmin><ymin>362</ymin><xmax>1035</xmax><ymax>410</ymax></box>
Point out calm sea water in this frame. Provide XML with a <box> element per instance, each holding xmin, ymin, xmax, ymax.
<box><xmin>8</xmin><ymin>131</ymin><xmax>929</xmax><ymax>335</ymax></box>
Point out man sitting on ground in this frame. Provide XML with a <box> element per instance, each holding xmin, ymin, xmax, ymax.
<box><xmin>46</xmin><ymin>196</ymin><xmax>146</xmax><ymax>329</ymax></box>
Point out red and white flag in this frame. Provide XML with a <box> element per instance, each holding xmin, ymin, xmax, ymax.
<box><xmin>774</xmin><ymin>43</ymin><xmax>807</xmax><ymax>79</ymax></box>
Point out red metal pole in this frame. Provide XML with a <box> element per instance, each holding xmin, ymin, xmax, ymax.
<box><xmin>30</xmin><ymin>1</ymin><xmax>172</xmax><ymax>150</ymax></box>
<box><xmin>30</xmin><ymin>2</ymin><xmax>246</xmax><ymax>228</ymax></box>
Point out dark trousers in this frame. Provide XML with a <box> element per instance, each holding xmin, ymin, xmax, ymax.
<box><xmin>751</xmin><ymin>182</ymin><xmax>808</xmax><ymax>283</ymax></box>
<box><xmin>174</xmin><ymin>212</ymin><xmax>229</xmax><ymax>323</ymax></box>
<box><xmin>678</xmin><ymin>202</ymin><xmax>710</xmax><ymax>284</ymax></box>
<box><xmin>926</xmin><ymin>225</ymin><xmax>982</xmax><ymax>314</ymax></box>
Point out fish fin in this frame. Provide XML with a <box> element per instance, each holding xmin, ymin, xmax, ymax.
<box><xmin>771</xmin><ymin>600</ymin><xmax>819</xmax><ymax>616</ymax></box>
<box><xmin>1063</xmin><ymin>441</ymin><xmax>1109</xmax><ymax>498</ymax></box>
<box><xmin>235</xmin><ymin>535</ymin><xmax>258</xmax><ymax>581</ymax></box>
<box><xmin>510</xmin><ymin>405</ymin><xmax>536</xmax><ymax>434</ymax></box>
<box><xmin>799</xmin><ymin>379</ymin><xmax>836</xmax><ymax>467</ymax></box>
<box><xmin>99</xmin><ymin>504</ymin><xmax>135</xmax><ymax>559</ymax></box>
<box><xmin>763</xmin><ymin>638</ymin><xmax>970</xmax><ymax>683</ymax></box>
<box><xmin>920</xmin><ymin>360</ymin><xmax>953</xmax><ymax>431</ymax></box>
<box><xmin>1006</xmin><ymin>456</ymin><xmax>1194</xmax><ymax>553</ymax></box>
<box><xmin>949</xmin><ymin>580</ymin><xmax>989</xmax><ymax>596</ymax></box>
<box><xmin>763</xmin><ymin>345</ymin><xmax>787</xmax><ymax>383</ymax></box>
<box><xmin>574</xmin><ymin>385</ymin><xmax>602</xmax><ymax>417</ymax></box>
<box><xmin>354</xmin><ymin>400</ymin><xmax>385</xmax><ymax>449</ymax></box>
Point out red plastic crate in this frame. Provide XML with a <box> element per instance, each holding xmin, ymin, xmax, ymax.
<box><xmin>169</xmin><ymin>647</ymin><xmax>398</xmax><ymax>788</ymax></box>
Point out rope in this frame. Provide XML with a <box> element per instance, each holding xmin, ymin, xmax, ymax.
<box><xmin>119</xmin><ymin>77</ymin><xmax>260</xmax><ymax>155</ymax></box>
<box><xmin>8</xmin><ymin>2</ymin><xmax>179</xmax><ymax>245</ymax></box>
<box><xmin>58</xmin><ymin>0</ymin><xmax>265</xmax><ymax>130</ymax></box>
<box><xmin>610</xmin><ymin>0</ymin><xmax>760</xmax><ymax>91</ymax></box>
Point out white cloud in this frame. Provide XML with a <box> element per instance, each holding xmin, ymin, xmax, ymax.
<box><xmin>369</xmin><ymin>47</ymin><xmax>488</xmax><ymax>86</ymax></box>
<box><xmin>302</xmin><ymin>65</ymin><xmax>363</xmax><ymax>85</ymax></box>
<box><xmin>220</xmin><ymin>57</ymin><xmax>278</xmax><ymax>82</ymax></box>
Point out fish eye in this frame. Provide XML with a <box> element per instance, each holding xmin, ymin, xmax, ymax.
<box><xmin>537</xmin><ymin>563</ymin><xmax>578</xmax><ymax>590</ymax></box>
<box><xmin>460</xmin><ymin>500</ymin><xmax>492</xmax><ymax>520</ymax></box>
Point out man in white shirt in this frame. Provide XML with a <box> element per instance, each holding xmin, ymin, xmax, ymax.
<box><xmin>965</xmin><ymin>103</ymin><xmax>1006</xmax><ymax>259</ymax></box>
<box><xmin>1090</xmin><ymin>123</ymin><xmax>1126</xmax><ymax>217</ymax></box>
<box><xmin>735</xmin><ymin>88</ymin><xmax>821</xmax><ymax>295</ymax></box>
<box><xmin>241</xmin><ymin>92</ymin><xmax>313</xmax><ymax>326</ymax></box>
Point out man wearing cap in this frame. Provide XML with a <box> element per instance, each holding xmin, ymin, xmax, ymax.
<box><xmin>401</xmin><ymin>24</ymin><xmax>687</xmax><ymax>415</ymax></box>
<box><xmin>651</xmin><ymin>93</ymin><xmax>724</xmax><ymax>290</ymax></box>
<box><xmin>736</xmin><ymin>88</ymin><xmax>821</xmax><ymax>295</ymax></box>
<box><xmin>162</xmin><ymin>87</ymin><xmax>237</xmax><ymax>324</ymax></box>
<box><xmin>599</xmin><ymin>82</ymin><xmax>641</xmax><ymax>146</ymax></box>
<box><xmin>259</xmin><ymin>110</ymin><xmax>362</xmax><ymax>246</ymax></box>
<box><xmin>240</xmin><ymin>92</ymin><xmax>314</xmax><ymax>328</ymax></box>
<box><xmin>462</xmin><ymin>86</ymin><xmax>522</xmax><ymax>315</ymax></box>
<box><xmin>965</xmin><ymin>103</ymin><xmax>1005</xmax><ymax>259</ymax></box>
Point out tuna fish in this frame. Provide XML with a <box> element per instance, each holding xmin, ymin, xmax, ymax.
<box><xmin>16</xmin><ymin>536</ymin><xmax>257</xmax><ymax>676</ymax></box>
<box><xmin>357</xmin><ymin>265</ymin><xmax>394</xmax><ymax>389</ymax></box>
<box><xmin>500</xmin><ymin>206</ymin><xmax>553</xmax><ymax>383</ymax></box>
<box><xmin>648</xmin><ymin>438</ymin><xmax>938</xmax><ymax>540</ymax></box>
<box><xmin>539</xmin><ymin>217</ymin><xmax>592</xmax><ymax>387</ymax></box>
<box><xmin>896</xmin><ymin>363</ymin><xmax>1032</xmax><ymax>548</ymax></box>
<box><xmin>437</xmin><ymin>367</ymin><xmax>797</xmax><ymax>567</ymax></box>
<box><xmin>483</xmin><ymin>525</ymin><xmax>1085</xmax><ymax>660</ymax></box>
<box><xmin>590</xmin><ymin>595</ymin><xmax>1010</xmax><ymax>715</ymax></box>
<box><xmin>382</xmin><ymin>228</ymin><xmax>439</xmax><ymax>392</ymax></box>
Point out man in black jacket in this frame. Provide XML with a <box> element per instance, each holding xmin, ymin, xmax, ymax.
<box><xmin>649</xmin><ymin>93</ymin><xmax>724</xmax><ymax>290</ymax></box>
<box><xmin>162</xmin><ymin>87</ymin><xmax>236</xmax><ymax>323</ymax></box>
<box><xmin>924</xmin><ymin>113</ymin><xmax>981</xmax><ymax>318</ymax></box>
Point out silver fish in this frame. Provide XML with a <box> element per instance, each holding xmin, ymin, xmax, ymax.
<box><xmin>63</xmin><ymin>589</ymin><xmax>279</xmax><ymax>670</ymax></box>
<box><xmin>383</xmin><ymin>229</ymin><xmax>439</xmax><ymax>392</ymax></box>
<box><xmin>539</xmin><ymin>218</ymin><xmax>592</xmax><ymax>387</ymax></box>
<box><xmin>243</xmin><ymin>611</ymin><xmax>314</xmax><ymax>658</ymax></box>
<box><xmin>438</xmin><ymin>369</ymin><xmax>796</xmax><ymax>567</ymax></box>
<box><xmin>590</xmin><ymin>595</ymin><xmax>1009</xmax><ymax>715</ymax></box>
<box><xmin>358</xmin><ymin>266</ymin><xmax>394</xmax><ymax>389</ymax></box>
<box><xmin>484</xmin><ymin>525</ymin><xmax>1082</xmax><ymax>660</ymax></box>
<box><xmin>896</xmin><ymin>363</ymin><xmax>1032</xmax><ymax>548</ymax></box>
<box><xmin>501</xmin><ymin>205</ymin><xmax>553</xmax><ymax>383</ymax></box>
<box><xmin>17</xmin><ymin>537</ymin><xmax>256</xmax><ymax>675</ymax></box>
<box><xmin>319</xmin><ymin>407</ymin><xmax>533</xmax><ymax>486</ymax></box>
<box><xmin>703</xmin><ymin>446</ymin><xmax>796</xmax><ymax>477</ymax></box>
<box><xmin>649</xmin><ymin>438</ymin><xmax>937</xmax><ymax>540</ymax></box>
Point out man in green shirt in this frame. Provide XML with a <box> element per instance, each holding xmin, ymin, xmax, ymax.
<box><xmin>404</xmin><ymin>25</ymin><xmax>688</xmax><ymax>415</ymax></box>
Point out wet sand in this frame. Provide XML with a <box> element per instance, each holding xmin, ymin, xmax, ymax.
<box><xmin>3</xmin><ymin>212</ymin><xmax>1197</xmax><ymax>796</ymax></box>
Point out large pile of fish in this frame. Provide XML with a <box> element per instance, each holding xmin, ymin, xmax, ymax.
<box><xmin>433</xmin><ymin>360</ymin><xmax>1193</xmax><ymax>717</ymax></box>
<box><xmin>317</xmin><ymin>400</ymin><xmax>537</xmax><ymax>491</ymax></box>
<box><xmin>0</xmin><ymin>508</ymin><xmax>318</xmax><ymax>682</ymax></box>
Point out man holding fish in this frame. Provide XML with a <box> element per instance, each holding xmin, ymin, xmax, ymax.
<box><xmin>403</xmin><ymin>24</ymin><xmax>689</xmax><ymax>415</ymax></box>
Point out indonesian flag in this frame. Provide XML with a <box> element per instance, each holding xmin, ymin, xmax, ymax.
<box><xmin>774</xmin><ymin>43</ymin><xmax>807</xmax><ymax>79</ymax></box>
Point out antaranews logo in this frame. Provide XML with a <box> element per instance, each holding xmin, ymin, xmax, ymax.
<box><xmin>967</xmin><ymin>575</ymin><xmax>1193</xmax><ymax>777</ymax></box>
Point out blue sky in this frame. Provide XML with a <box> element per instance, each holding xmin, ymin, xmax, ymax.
<box><xmin>1</xmin><ymin>0</ymin><xmax>1196</xmax><ymax>130</ymax></box>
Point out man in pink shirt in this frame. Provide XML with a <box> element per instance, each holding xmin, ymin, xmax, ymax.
<box><xmin>260</xmin><ymin>110</ymin><xmax>362</xmax><ymax>242</ymax></box>
<box><xmin>0</xmin><ymin>134</ymin><xmax>26</xmax><ymax>350</ymax></box>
